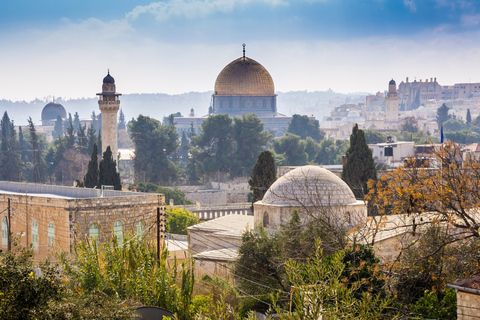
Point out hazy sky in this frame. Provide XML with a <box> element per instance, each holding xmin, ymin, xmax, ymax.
<box><xmin>2</xmin><ymin>0</ymin><xmax>480</xmax><ymax>101</ymax></box>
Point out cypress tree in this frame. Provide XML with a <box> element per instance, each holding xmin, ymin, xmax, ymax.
<box><xmin>99</xmin><ymin>146</ymin><xmax>121</xmax><ymax>190</ymax></box>
<box><xmin>53</xmin><ymin>115</ymin><xmax>63</xmax><ymax>140</ymax></box>
<box><xmin>84</xmin><ymin>143</ymin><xmax>99</xmax><ymax>188</ymax></box>
<box><xmin>341</xmin><ymin>124</ymin><xmax>377</xmax><ymax>199</ymax></box>
<box><xmin>248</xmin><ymin>150</ymin><xmax>277</xmax><ymax>211</ymax></box>
<box><xmin>467</xmin><ymin>109</ymin><xmax>472</xmax><ymax>125</ymax></box>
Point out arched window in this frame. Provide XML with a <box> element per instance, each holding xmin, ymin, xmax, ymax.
<box><xmin>1</xmin><ymin>217</ymin><xmax>7</xmax><ymax>247</ymax></box>
<box><xmin>47</xmin><ymin>222</ymin><xmax>55</xmax><ymax>246</ymax></box>
<box><xmin>32</xmin><ymin>220</ymin><xmax>38</xmax><ymax>251</ymax></box>
<box><xmin>136</xmin><ymin>220</ymin><xmax>145</xmax><ymax>237</ymax></box>
<box><xmin>113</xmin><ymin>221</ymin><xmax>123</xmax><ymax>244</ymax></box>
<box><xmin>89</xmin><ymin>223</ymin><xmax>100</xmax><ymax>241</ymax></box>
<box><xmin>263</xmin><ymin>212</ymin><xmax>269</xmax><ymax>228</ymax></box>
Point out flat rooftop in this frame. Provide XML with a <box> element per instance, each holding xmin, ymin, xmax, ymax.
<box><xmin>0</xmin><ymin>181</ymin><xmax>146</xmax><ymax>199</ymax></box>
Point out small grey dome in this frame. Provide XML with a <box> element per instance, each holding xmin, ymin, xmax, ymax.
<box><xmin>41</xmin><ymin>102</ymin><xmax>67</xmax><ymax>121</ymax></box>
<box><xmin>262</xmin><ymin>166</ymin><xmax>356</xmax><ymax>206</ymax></box>
<box><xmin>389</xmin><ymin>79</ymin><xmax>396</xmax><ymax>85</ymax></box>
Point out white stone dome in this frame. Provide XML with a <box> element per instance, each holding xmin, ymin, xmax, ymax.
<box><xmin>261</xmin><ymin>166</ymin><xmax>356</xmax><ymax>206</ymax></box>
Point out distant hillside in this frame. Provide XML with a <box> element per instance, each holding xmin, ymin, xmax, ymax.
<box><xmin>0</xmin><ymin>90</ymin><xmax>369</xmax><ymax>126</ymax></box>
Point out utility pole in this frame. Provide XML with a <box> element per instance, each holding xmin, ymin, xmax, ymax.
<box><xmin>156</xmin><ymin>207</ymin><xmax>166</xmax><ymax>264</ymax></box>
<box><xmin>7</xmin><ymin>198</ymin><xmax>11</xmax><ymax>252</ymax></box>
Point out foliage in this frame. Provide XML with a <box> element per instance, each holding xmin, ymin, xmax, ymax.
<box><xmin>273</xmin><ymin>133</ymin><xmax>307</xmax><ymax>166</ymax></box>
<box><xmin>400</xmin><ymin>116</ymin><xmax>419</xmax><ymax>133</ymax></box>
<box><xmin>248</xmin><ymin>150</ymin><xmax>276</xmax><ymax>210</ymax></box>
<box><xmin>191</xmin><ymin>114</ymin><xmax>234</xmax><ymax>179</ymax></box>
<box><xmin>367</xmin><ymin>142</ymin><xmax>480</xmax><ymax>239</ymax></box>
<box><xmin>409</xmin><ymin>288</ymin><xmax>456</xmax><ymax>319</ymax></box>
<box><xmin>166</xmin><ymin>207</ymin><xmax>199</xmax><ymax>235</ymax></box>
<box><xmin>0</xmin><ymin>239</ymin><xmax>134</xmax><ymax>320</ymax></box>
<box><xmin>231</xmin><ymin>114</ymin><xmax>272</xmax><ymax>177</ymax></box>
<box><xmin>235</xmin><ymin>226</ymin><xmax>288</xmax><ymax>292</ymax></box>
<box><xmin>342</xmin><ymin>124</ymin><xmax>377</xmax><ymax>199</ymax></box>
<box><xmin>364</xmin><ymin>130</ymin><xmax>386</xmax><ymax>144</ymax></box>
<box><xmin>129</xmin><ymin>115</ymin><xmax>179</xmax><ymax>184</ymax></box>
<box><xmin>392</xmin><ymin>225</ymin><xmax>480</xmax><ymax>305</ymax></box>
<box><xmin>118</xmin><ymin>108</ymin><xmax>126</xmax><ymax>130</ymax></box>
<box><xmin>28</xmin><ymin>117</ymin><xmax>47</xmax><ymax>183</ymax></box>
<box><xmin>286</xmin><ymin>114</ymin><xmax>325</xmax><ymax>142</ymax></box>
<box><xmin>445</xmin><ymin>128</ymin><xmax>480</xmax><ymax>144</ymax></box>
<box><xmin>98</xmin><ymin>146</ymin><xmax>121</xmax><ymax>190</ymax></box>
<box><xmin>315</xmin><ymin>139</ymin><xmax>349</xmax><ymax>165</ymax></box>
<box><xmin>392</xmin><ymin>130</ymin><xmax>439</xmax><ymax>144</ymax></box>
<box><xmin>0</xmin><ymin>111</ymin><xmax>22</xmax><ymax>181</ymax></box>
<box><xmin>274</xmin><ymin>247</ymin><xmax>392</xmax><ymax>319</ymax></box>
<box><xmin>341</xmin><ymin>244</ymin><xmax>386</xmax><ymax>299</ymax></box>
<box><xmin>436</xmin><ymin>103</ymin><xmax>452</xmax><ymax>130</ymax></box>
<box><xmin>443</xmin><ymin>118</ymin><xmax>465</xmax><ymax>132</ymax></box>
<box><xmin>129</xmin><ymin>182</ymin><xmax>194</xmax><ymax>205</ymax></box>
<box><xmin>84</xmin><ymin>143</ymin><xmax>99</xmax><ymax>188</ymax></box>
<box><xmin>53</xmin><ymin>115</ymin><xmax>64</xmax><ymax>140</ymax></box>
<box><xmin>60</xmin><ymin>232</ymin><xmax>195</xmax><ymax>319</ymax></box>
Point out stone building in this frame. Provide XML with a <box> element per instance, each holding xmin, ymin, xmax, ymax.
<box><xmin>97</xmin><ymin>71</ymin><xmax>121</xmax><ymax>159</ymax></box>
<box><xmin>0</xmin><ymin>181</ymin><xmax>165</xmax><ymax>261</ymax></box>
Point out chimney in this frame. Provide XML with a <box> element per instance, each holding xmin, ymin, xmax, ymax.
<box><xmin>406</xmin><ymin>77</ymin><xmax>409</xmax><ymax>83</ymax></box>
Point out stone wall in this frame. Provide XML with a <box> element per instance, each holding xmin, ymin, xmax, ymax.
<box><xmin>0</xmin><ymin>192</ymin><xmax>165</xmax><ymax>261</ymax></box>
<box><xmin>457</xmin><ymin>291</ymin><xmax>480</xmax><ymax>320</ymax></box>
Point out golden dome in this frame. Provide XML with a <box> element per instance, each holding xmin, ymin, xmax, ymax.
<box><xmin>214</xmin><ymin>57</ymin><xmax>275</xmax><ymax>96</ymax></box>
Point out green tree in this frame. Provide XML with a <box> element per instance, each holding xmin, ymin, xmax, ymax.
<box><xmin>52</xmin><ymin>115</ymin><xmax>63</xmax><ymax>139</ymax></box>
<box><xmin>342</xmin><ymin>124</ymin><xmax>376</xmax><ymax>199</ymax></box>
<box><xmin>177</xmin><ymin>130</ymin><xmax>190</xmax><ymax>166</ymax></box>
<box><xmin>192</xmin><ymin>114</ymin><xmax>234</xmax><ymax>179</ymax></box>
<box><xmin>166</xmin><ymin>207</ymin><xmax>199</xmax><ymax>235</ymax></box>
<box><xmin>99</xmin><ymin>146</ymin><xmax>121</xmax><ymax>190</ymax></box>
<box><xmin>231</xmin><ymin>114</ymin><xmax>272</xmax><ymax>177</ymax></box>
<box><xmin>86</xmin><ymin>123</ymin><xmax>97</xmax><ymax>156</ymax></box>
<box><xmin>436</xmin><ymin>103</ymin><xmax>452</xmax><ymax>130</ymax></box>
<box><xmin>65</xmin><ymin>117</ymin><xmax>75</xmax><ymax>150</ymax></box>
<box><xmin>400</xmin><ymin>116</ymin><xmax>419</xmax><ymax>133</ymax></box>
<box><xmin>1</xmin><ymin>112</ymin><xmax>22</xmax><ymax>181</ymax></box>
<box><xmin>45</xmin><ymin>137</ymin><xmax>68</xmax><ymax>184</ymax></box>
<box><xmin>443</xmin><ymin>118</ymin><xmax>465</xmax><ymax>132</ymax></box>
<box><xmin>73</xmin><ymin>112</ymin><xmax>80</xmax><ymax>133</ymax></box>
<box><xmin>466</xmin><ymin>108</ymin><xmax>472</xmax><ymax>124</ymax></box>
<box><xmin>316</xmin><ymin>139</ymin><xmax>349</xmax><ymax>165</ymax></box>
<box><xmin>304</xmin><ymin>137</ymin><xmax>320</xmax><ymax>163</ymax></box>
<box><xmin>118</xmin><ymin>108</ymin><xmax>126</xmax><ymax>130</ymax></box>
<box><xmin>84</xmin><ymin>143</ymin><xmax>99</xmax><ymax>188</ymax></box>
<box><xmin>273</xmin><ymin>133</ymin><xmax>307</xmax><ymax>166</ymax></box>
<box><xmin>248</xmin><ymin>150</ymin><xmax>276</xmax><ymax>210</ymax></box>
<box><xmin>364</xmin><ymin>130</ymin><xmax>386</xmax><ymax>144</ymax></box>
<box><xmin>129</xmin><ymin>115</ymin><xmax>179</xmax><ymax>184</ymax></box>
<box><xmin>76</xmin><ymin>123</ymin><xmax>87</xmax><ymax>154</ymax></box>
<box><xmin>287</xmin><ymin>114</ymin><xmax>325</xmax><ymax>142</ymax></box>
<box><xmin>28</xmin><ymin>117</ymin><xmax>47</xmax><ymax>183</ymax></box>
<box><xmin>274</xmin><ymin>248</ymin><xmax>391</xmax><ymax>319</ymax></box>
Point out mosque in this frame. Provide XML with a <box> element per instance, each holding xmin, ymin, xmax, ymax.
<box><xmin>174</xmin><ymin>45</ymin><xmax>302</xmax><ymax>137</ymax></box>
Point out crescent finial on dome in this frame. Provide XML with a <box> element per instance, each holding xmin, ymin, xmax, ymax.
<box><xmin>242</xmin><ymin>43</ymin><xmax>246</xmax><ymax>59</ymax></box>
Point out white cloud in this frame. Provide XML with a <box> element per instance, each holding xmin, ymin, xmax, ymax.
<box><xmin>126</xmin><ymin>0</ymin><xmax>288</xmax><ymax>21</ymax></box>
<box><xmin>461</xmin><ymin>14</ymin><xmax>480</xmax><ymax>27</ymax></box>
<box><xmin>404</xmin><ymin>0</ymin><xmax>417</xmax><ymax>12</ymax></box>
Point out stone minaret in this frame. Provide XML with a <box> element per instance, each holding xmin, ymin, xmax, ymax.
<box><xmin>97</xmin><ymin>71</ymin><xmax>121</xmax><ymax>160</ymax></box>
<box><xmin>385</xmin><ymin>79</ymin><xmax>399</xmax><ymax>124</ymax></box>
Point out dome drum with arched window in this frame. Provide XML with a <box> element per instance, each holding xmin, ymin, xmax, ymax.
<box><xmin>253</xmin><ymin>166</ymin><xmax>367</xmax><ymax>231</ymax></box>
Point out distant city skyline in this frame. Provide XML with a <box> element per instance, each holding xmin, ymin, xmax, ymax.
<box><xmin>2</xmin><ymin>0</ymin><xmax>480</xmax><ymax>101</ymax></box>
